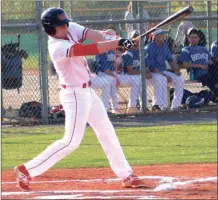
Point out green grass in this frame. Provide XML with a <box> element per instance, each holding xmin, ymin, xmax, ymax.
<box><xmin>2</xmin><ymin>123</ymin><xmax>217</xmax><ymax>170</ymax></box>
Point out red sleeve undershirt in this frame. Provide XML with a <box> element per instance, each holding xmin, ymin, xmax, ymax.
<box><xmin>72</xmin><ymin>43</ymin><xmax>100</xmax><ymax>56</ymax></box>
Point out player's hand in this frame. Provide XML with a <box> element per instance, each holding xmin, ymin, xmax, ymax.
<box><xmin>166</xmin><ymin>75</ymin><xmax>172</xmax><ymax>83</ymax></box>
<box><xmin>118</xmin><ymin>39</ymin><xmax>133</xmax><ymax>50</ymax></box>
<box><xmin>175</xmin><ymin>71</ymin><xmax>182</xmax><ymax>76</ymax></box>
<box><xmin>146</xmin><ymin>72</ymin><xmax>152</xmax><ymax>79</ymax></box>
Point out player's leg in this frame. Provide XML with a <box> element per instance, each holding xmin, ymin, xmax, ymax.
<box><xmin>91</xmin><ymin>75</ymin><xmax>111</xmax><ymax>111</ymax></box>
<box><xmin>163</xmin><ymin>71</ymin><xmax>184</xmax><ymax>109</ymax></box>
<box><xmin>15</xmin><ymin>87</ymin><xmax>93</xmax><ymax>190</ymax></box>
<box><xmin>87</xmin><ymin>89</ymin><xmax>145</xmax><ymax>187</ymax></box>
<box><xmin>97</xmin><ymin>72</ymin><xmax>119</xmax><ymax>113</ymax></box>
<box><xmin>118</xmin><ymin>74</ymin><xmax>141</xmax><ymax>113</ymax></box>
<box><xmin>107</xmin><ymin>75</ymin><xmax>119</xmax><ymax>113</ymax></box>
<box><xmin>151</xmin><ymin>73</ymin><xmax>168</xmax><ymax>110</ymax></box>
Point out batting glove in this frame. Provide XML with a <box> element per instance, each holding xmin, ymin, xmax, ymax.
<box><xmin>118</xmin><ymin>39</ymin><xmax>133</xmax><ymax>50</ymax></box>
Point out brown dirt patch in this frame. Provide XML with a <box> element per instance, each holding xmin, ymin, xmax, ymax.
<box><xmin>1</xmin><ymin>163</ymin><xmax>217</xmax><ymax>199</ymax></box>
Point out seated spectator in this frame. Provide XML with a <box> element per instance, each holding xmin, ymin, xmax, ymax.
<box><xmin>184</xmin><ymin>28</ymin><xmax>207</xmax><ymax>47</ymax></box>
<box><xmin>89</xmin><ymin>61</ymin><xmax>116</xmax><ymax>115</ymax></box>
<box><xmin>178</xmin><ymin>30</ymin><xmax>218</xmax><ymax>99</ymax></box>
<box><xmin>95</xmin><ymin>50</ymin><xmax>121</xmax><ymax>114</ymax></box>
<box><xmin>145</xmin><ymin>28</ymin><xmax>184</xmax><ymax>111</ymax></box>
<box><xmin>122</xmin><ymin>30</ymin><xmax>156</xmax><ymax>111</ymax></box>
<box><xmin>211</xmin><ymin>41</ymin><xmax>218</xmax><ymax>62</ymax></box>
<box><xmin>96</xmin><ymin>49</ymin><xmax>142</xmax><ymax>114</ymax></box>
<box><xmin>96</xmin><ymin>29</ymin><xmax>142</xmax><ymax>114</ymax></box>
<box><xmin>121</xmin><ymin>30</ymin><xmax>146</xmax><ymax>112</ymax></box>
<box><xmin>209</xmin><ymin>41</ymin><xmax>218</xmax><ymax>99</ymax></box>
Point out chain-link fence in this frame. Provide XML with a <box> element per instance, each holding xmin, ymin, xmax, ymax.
<box><xmin>1</xmin><ymin>1</ymin><xmax>217</xmax><ymax>125</ymax></box>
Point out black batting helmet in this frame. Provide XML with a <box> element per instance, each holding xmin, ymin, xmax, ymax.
<box><xmin>41</xmin><ymin>7</ymin><xmax>71</xmax><ymax>35</ymax></box>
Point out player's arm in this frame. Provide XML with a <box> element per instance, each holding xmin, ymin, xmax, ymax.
<box><xmin>104</xmin><ymin>69</ymin><xmax>116</xmax><ymax>78</ymax></box>
<box><xmin>169</xmin><ymin>60</ymin><xmax>181</xmax><ymax>75</ymax></box>
<box><xmin>127</xmin><ymin>66</ymin><xmax>140</xmax><ymax>75</ymax></box>
<box><xmin>86</xmin><ymin>29</ymin><xmax>108</xmax><ymax>42</ymax></box>
<box><xmin>145</xmin><ymin>67</ymin><xmax>152</xmax><ymax>79</ymax></box>
<box><xmin>153</xmin><ymin>67</ymin><xmax>162</xmax><ymax>74</ymax></box>
<box><xmin>69</xmin><ymin>39</ymin><xmax>132</xmax><ymax>57</ymax></box>
<box><xmin>86</xmin><ymin>29</ymin><xmax>121</xmax><ymax>42</ymax></box>
<box><xmin>182</xmin><ymin>62</ymin><xmax>208</xmax><ymax>70</ymax></box>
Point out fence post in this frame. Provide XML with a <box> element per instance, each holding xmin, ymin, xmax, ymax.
<box><xmin>207</xmin><ymin>1</ymin><xmax>212</xmax><ymax>51</ymax></box>
<box><xmin>167</xmin><ymin>1</ymin><xmax>171</xmax><ymax>16</ymax></box>
<box><xmin>36</xmin><ymin>1</ymin><xmax>49</xmax><ymax>124</ymax></box>
<box><xmin>70</xmin><ymin>0</ymin><xmax>73</xmax><ymax>19</ymax></box>
<box><xmin>138</xmin><ymin>1</ymin><xmax>147</xmax><ymax>113</ymax></box>
<box><xmin>59</xmin><ymin>1</ymin><xmax>64</xmax><ymax>9</ymax></box>
<box><xmin>132</xmin><ymin>1</ymin><xmax>138</xmax><ymax>30</ymax></box>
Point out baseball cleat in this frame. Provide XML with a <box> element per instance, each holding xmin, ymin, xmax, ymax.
<box><xmin>14</xmin><ymin>165</ymin><xmax>32</xmax><ymax>191</ymax></box>
<box><xmin>151</xmin><ymin>105</ymin><xmax>162</xmax><ymax>112</ymax></box>
<box><xmin>122</xmin><ymin>174</ymin><xmax>145</xmax><ymax>188</ymax></box>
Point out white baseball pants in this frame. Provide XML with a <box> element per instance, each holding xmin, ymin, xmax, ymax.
<box><xmin>91</xmin><ymin>75</ymin><xmax>113</xmax><ymax>111</ymax></box>
<box><xmin>148</xmin><ymin>73</ymin><xmax>168</xmax><ymax>109</ymax></box>
<box><xmin>117</xmin><ymin>74</ymin><xmax>141</xmax><ymax>108</ymax></box>
<box><xmin>97</xmin><ymin>72</ymin><xmax>119</xmax><ymax>110</ymax></box>
<box><xmin>163</xmin><ymin>71</ymin><xmax>184</xmax><ymax>109</ymax></box>
<box><xmin>24</xmin><ymin>86</ymin><xmax>133</xmax><ymax>180</ymax></box>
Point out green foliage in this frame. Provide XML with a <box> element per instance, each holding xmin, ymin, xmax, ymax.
<box><xmin>2</xmin><ymin>123</ymin><xmax>217</xmax><ymax>170</ymax></box>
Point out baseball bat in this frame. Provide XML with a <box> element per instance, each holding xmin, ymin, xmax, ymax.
<box><xmin>133</xmin><ymin>6</ymin><xmax>194</xmax><ymax>41</ymax></box>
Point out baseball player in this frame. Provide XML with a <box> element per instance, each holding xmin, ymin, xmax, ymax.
<box><xmin>145</xmin><ymin>28</ymin><xmax>184</xmax><ymax>111</ymax></box>
<box><xmin>211</xmin><ymin>41</ymin><xmax>218</xmax><ymax>62</ymax></box>
<box><xmin>178</xmin><ymin>29</ymin><xmax>218</xmax><ymax>99</ymax></box>
<box><xmin>123</xmin><ymin>30</ymin><xmax>176</xmax><ymax>111</ymax></box>
<box><xmin>211</xmin><ymin>41</ymin><xmax>218</xmax><ymax>97</ymax></box>
<box><xmin>14</xmin><ymin>7</ymin><xmax>145</xmax><ymax>191</ymax></box>
<box><xmin>96</xmin><ymin>28</ymin><xmax>141</xmax><ymax>114</ymax></box>
<box><xmin>178</xmin><ymin>28</ymin><xmax>210</xmax><ymax>82</ymax></box>
<box><xmin>95</xmin><ymin>49</ymin><xmax>120</xmax><ymax>114</ymax></box>
<box><xmin>87</xmin><ymin>58</ymin><xmax>115</xmax><ymax>114</ymax></box>
<box><xmin>96</xmin><ymin>48</ymin><xmax>141</xmax><ymax>114</ymax></box>
<box><xmin>90</xmin><ymin>74</ymin><xmax>114</xmax><ymax>113</ymax></box>
<box><xmin>122</xmin><ymin>30</ymin><xmax>150</xmax><ymax>111</ymax></box>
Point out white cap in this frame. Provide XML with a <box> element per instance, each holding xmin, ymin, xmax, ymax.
<box><xmin>151</xmin><ymin>28</ymin><xmax>168</xmax><ymax>36</ymax></box>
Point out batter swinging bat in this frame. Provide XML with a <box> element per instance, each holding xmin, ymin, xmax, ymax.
<box><xmin>133</xmin><ymin>6</ymin><xmax>194</xmax><ymax>41</ymax></box>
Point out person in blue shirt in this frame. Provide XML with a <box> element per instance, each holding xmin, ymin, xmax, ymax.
<box><xmin>211</xmin><ymin>41</ymin><xmax>218</xmax><ymax>62</ymax></box>
<box><xmin>96</xmin><ymin>49</ymin><xmax>141</xmax><ymax>114</ymax></box>
<box><xmin>179</xmin><ymin>29</ymin><xmax>218</xmax><ymax>98</ymax></box>
<box><xmin>122</xmin><ymin>30</ymin><xmax>167</xmax><ymax>111</ymax></box>
<box><xmin>95</xmin><ymin>49</ymin><xmax>121</xmax><ymax>114</ymax></box>
<box><xmin>145</xmin><ymin>28</ymin><xmax>184</xmax><ymax>111</ymax></box>
<box><xmin>178</xmin><ymin>28</ymin><xmax>210</xmax><ymax>80</ymax></box>
<box><xmin>96</xmin><ymin>30</ymin><xmax>141</xmax><ymax>114</ymax></box>
<box><xmin>209</xmin><ymin>41</ymin><xmax>218</xmax><ymax>99</ymax></box>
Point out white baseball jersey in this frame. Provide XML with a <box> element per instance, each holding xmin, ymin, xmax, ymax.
<box><xmin>48</xmin><ymin>22</ymin><xmax>90</xmax><ymax>86</ymax></box>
